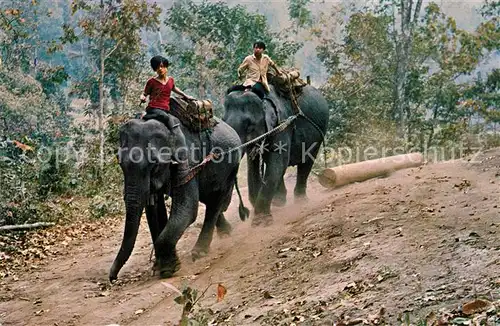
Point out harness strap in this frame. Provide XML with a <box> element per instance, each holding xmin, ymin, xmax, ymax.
<box><xmin>174</xmin><ymin>82</ymin><xmax>328</xmax><ymax>187</ymax></box>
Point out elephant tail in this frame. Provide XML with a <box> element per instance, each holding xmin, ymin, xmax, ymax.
<box><xmin>235</xmin><ymin>179</ymin><xmax>250</xmax><ymax>221</ymax></box>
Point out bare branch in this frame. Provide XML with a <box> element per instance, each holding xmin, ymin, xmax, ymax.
<box><xmin>0</xmin><ymin>222</ymin><xmax>55</xmax><ymax>232</ymax></box>
<box><xmin>400</xmin><ymin>0</ymin><xmax>406</xmax><ymax>31</ymax></box>
<box><xmin>104</xmin><ymin>39</ymin><xmax>123</xmax><ymax>61</ymax></box>
<box><xmin>413</xmin><ymin>0</ymin><xmax>423</xmax><ymax>25</ymax></box>
<box><xmin>407</xmin><ymin>0</ymin><xmax>414</xmax><ymax>25</ymax></box>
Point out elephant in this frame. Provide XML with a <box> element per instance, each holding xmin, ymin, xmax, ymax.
<box><xmin>223</xmin><ymin>84</ymin><xmax>329</xmax><ymax>226</ymax></box>
<box><xmin>109</xmin><ymin>109</ymin><xmax>248</xmax><ymax>281</ymax></box>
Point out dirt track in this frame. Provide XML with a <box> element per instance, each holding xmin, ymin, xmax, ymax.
<box><xmin>1</xmin><ymin>149</ymin><xmax>500</xmax><ymax>325</ymax></box>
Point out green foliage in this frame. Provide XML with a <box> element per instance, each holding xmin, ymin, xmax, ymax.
<box><xmin>316</xmin><ymin>0</ymin><xmax>499</xmax><ymax>155</ymax></box>
<box><xmin>62</xmin><ymin>0</ymin><xmax>161</xmax><ymax>112</ymax></box>
<box><xmin>89</xmin><ymin>194</ymin><xmax>122</xmax><ymax>219</ymax></box>
<box><xmin>163</xmin><ymin>0</ymin><xmax>301</xmax><ymax>113</ymax></box>
<box><xmin>35</xmin><ymin>65</ymin><xmax>69</xmax><ymax>96</ymax></box>
<box><xmin>287</xmin><ymin>0</ymin><xmax>313</xmax><ymax>31</ymax></box>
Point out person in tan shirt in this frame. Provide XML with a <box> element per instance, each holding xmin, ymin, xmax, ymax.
<box><xmin>228</xmin><ymin>41</ymin><xmax>282</xmax><ymax>99</ymax></box>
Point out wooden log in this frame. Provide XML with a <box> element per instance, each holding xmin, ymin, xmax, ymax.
<box><xmin>318</xmin><ymin>153</ymin><xmax>424</xmax><ymax>188</ymax></box>
<box><xmin>0</xmin><ymin>222</ymin><xmax>55</xmax><ymax>232</ymax></box>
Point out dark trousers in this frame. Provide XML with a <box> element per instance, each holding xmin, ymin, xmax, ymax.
<box><xmin>227</xmin><ymin>82</ymin><xmax>267</xmax><ymax>99</ymax></box>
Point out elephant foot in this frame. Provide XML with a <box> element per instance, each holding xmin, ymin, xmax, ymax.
<box><xmin>294</xmin><ymin>193</ymin><xmax>308</xmax><ymax>204</ymax></box>
<box><xmin>272</xmin><ymin>195</ymin><xmax>287</xmax><ymax>207</ymax></box>
<box><xmin>109</xmin><ymin>265</ymin><xmax>120</xmax><ymax>283</ymax></box>
<box><xmin>158</xmin><ymin>254</ymin><xmax>181</xmax><ymax>279</ymax></box>
<box><xmin>216</xmin><ymin>222</ymin><xmax>233</xmax><ymax>238</ymax></box>
<box><xmin>109</xmin><ymin>273</ymin><xmax>118</xmax><ymax>283</ymax></box>
<box><xmin>191</xmin><ymin>246</ymin><xmax>209</xmax><ymax>262</ymax></box>
<box><xmin>251</xmin><ymin>213</ymin><xmax>273</xmax><ymax>227</ymax></box>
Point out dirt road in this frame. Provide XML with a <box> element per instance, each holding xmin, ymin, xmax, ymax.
<box><xmin>1</xmin><ymin>149</ymin><xmax>499</xmax><ymax>325</ymax></box>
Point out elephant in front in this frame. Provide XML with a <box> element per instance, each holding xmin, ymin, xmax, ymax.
<box><xmin>223</xmin><ymin>84</ymin><xmax>329</xmax><ymax>226</ymax></box>
<box><xmin>109</xmin><ymin>110</ymin><xmax>248</xmax><ymax>281</ymax></box>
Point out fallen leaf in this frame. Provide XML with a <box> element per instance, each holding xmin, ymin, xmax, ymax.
<box><xmin>217</xmin><ymin>283</ymin><xmax>227</xmax><ymax>302</ymax></box>
<box><xmin>345</xmin><ymin>318</ymin><xmax>365</xmax><ymax>325</ymax></box>
<box><xmin>263</xmin><ymin>291</ymin><xmax>274</xmax><ymax>299</ymax></box>
<box><xmin>13</xmin><ymin>140</ymin><xmax>34</xmax><ymax>152</ymax></box>
<box><xmin>425</xmin><ymin>311</ymin><xmax>437</xmax><ymax>325</ymax></box>
<box><xmin>451</xmin><ymin>317</ymin><xmax>471</xmax><ymax>325</ymax></box>
<box><xmin>462</xmin><ymin>299</ymin><xmax>492</xmax><ymax>315</ymax></box>
<box><xmin>293</xmin><ymin>315</ymin><xmax>305</xmax><ymax>322</ymax></box>
<box><xmin>313</xmin><ymin>251</ymin><xmax>322</xmax><ymax>258</ymax></box>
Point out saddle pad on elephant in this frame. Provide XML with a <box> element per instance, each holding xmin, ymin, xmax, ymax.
<box><xmin>169</xmin><ymin>97</ymin><xmax>218</xmax><ymax>132</ymax></box>
<box><xmin>267</xmin><ymin>67</ymin><xmax>307</xmax><ymax>98</ymax></box>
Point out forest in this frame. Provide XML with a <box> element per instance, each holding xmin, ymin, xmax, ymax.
<box><xmin>0</xmin><ymin>0</ymin><xmax>498</xmax><ymax>232</ymax></box>
<box><xmin>1</xmin><ymin>1</ymin><xmax>499</xmax><ymax>325</ymax></box>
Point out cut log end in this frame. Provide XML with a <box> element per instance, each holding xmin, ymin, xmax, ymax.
<box><xmin>319</xmin><ymin>153</ymin><xmax>424</xmax><ymax>188</ymax></box>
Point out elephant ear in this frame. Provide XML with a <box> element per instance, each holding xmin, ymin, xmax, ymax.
<box><xmin>263</xmin><ymin>99</ymin><xmax>278</xmax><ymax>132</ymax></box>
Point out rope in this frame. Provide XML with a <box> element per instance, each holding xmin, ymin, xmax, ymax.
<box><xmin>289</xmin><ymin>81</ymin><xmax>328</xmax><ymax>168</ymax></box>
<box><xmin>174</xmin><ymin>115</ymin><xmax>298</xmax><ymax>187</ymax></box>
<box><xmin>174</xmin><ymin>80</ymin><xmax>328</xmax><ymax>187</ymax></box>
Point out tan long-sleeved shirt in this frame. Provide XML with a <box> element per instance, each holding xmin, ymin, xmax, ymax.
<box><xmin>238</xmin><ymin>54</ymin><xmax>278</xmax><ymax>92</ymax></box>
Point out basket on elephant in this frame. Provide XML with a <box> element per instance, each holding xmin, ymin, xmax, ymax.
<box><xmin>267</xmin><ymin>67</ymin><xmax>307</xmax><ymax>97</ymax></box>
<box><xmin>169</xmin><ymin>97</ymin><xmax>218</xmax><ymax>132</ymax></box>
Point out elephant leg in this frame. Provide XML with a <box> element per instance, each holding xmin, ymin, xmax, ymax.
<box><xmin>272</xmin><ymin>176</ymin><xmax>287</xmax><ymax>207</ymax></box>
<box><xmin>155</xmin><ymin>181</ymin><xmax>199</xmax><ymax>278</ymax></box>
<box><xmin>294</xmin><ymin>145</ymin><xmax>319</xmax><ymax>199</ymax></box>
<box><xmin>145</xmin><ymin>203</ymin><xmax>160</xmax><ymax>246</ymax></box>
<box><xmin>145</xmin><ymin>203</ymin><xmax>160</xmax><ymax>264</ymax></box>
<box><xmin>215</xmin><ymin>184</ymin><xmax>233</xmax><ymax>237</ymax></box>
<box><xmin>247</xmin><ymin>157</ymin><xmax>261</xmax><ymax>207</ymax></box>
<box><xmin>215</xmin><ymin>213</ymin><xmax>232</xmax><ymax>237</ymax></box>
<box><xmin>146</xmin><ymin>194</ymin><xmax>169</xmax><ymax>271</ymax></box>
<box><xmin>156</xmin><ymin>194</ymin><xmax>168</xmax><ymax>232</ymax></box>
<box><xmin>192</xmin><ymin>197</ymin><xmax>223</xmax><ymax>261</ymax></box>
<box><xmin>253</xmin><ymin>152</ymin><xmax>288</xmax><ymax>226</ymax></box>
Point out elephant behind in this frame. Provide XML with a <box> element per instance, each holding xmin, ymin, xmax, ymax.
<box><xmin>109</xmin><ymin>111</ymin><xmax>248</xmax><ymax>281</ymax></box>
<box><xmin>223</xmin><ymin>84</ymin><xmax>329</xmax><ymax>226</ymax></box>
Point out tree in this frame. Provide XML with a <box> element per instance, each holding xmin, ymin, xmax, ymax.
<box><xmin>316</xmin><ymin>1</ymin><xmax>498</xmax><ymax>152</ymax></box>
<box><xmin>62</xmin><ymin>0</ymin><xmax>161</xmax><ymax>171</ymax></box>
<box><xmin>163</xmin><ymin>0</ymin><xmax>301</xmax><ymax>113</ymax></box>
<box><xmin>287</xmin><ymin>0</ymin><xmax>313</xmax><ymax>34</ymax></box>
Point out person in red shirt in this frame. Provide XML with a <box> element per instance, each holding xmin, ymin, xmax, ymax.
<box><xmin>140</xmin><ymin>56</ymin><xmax>194</xmax><ymax>111</ymax></box>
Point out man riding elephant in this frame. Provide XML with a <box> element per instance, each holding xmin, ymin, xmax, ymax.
<box><xmin>228</xmin><ymin>41</ymin><xmax>282</xmax><ymax>100</ymax></box>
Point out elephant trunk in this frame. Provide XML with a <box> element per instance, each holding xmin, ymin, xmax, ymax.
<box><xmin>109</xmin><ymin>180</ymin><xmax>146</xmax><ymax>281</ymax></box>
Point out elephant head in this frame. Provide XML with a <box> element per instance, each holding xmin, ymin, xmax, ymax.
<box><xmin>109</xmin><ymin>117</ymin><xmax>188</xmax><ymax>281</ymax></box>
<box><xmin>223</xmin><ymin>90</ymin><xmax>278</xmax><ymax>151</ymax></box>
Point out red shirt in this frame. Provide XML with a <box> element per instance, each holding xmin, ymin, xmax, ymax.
<box><xmin>144</xmin><ymin>77</ymin><xmax>175</xmax><ymax>111</ymax></box>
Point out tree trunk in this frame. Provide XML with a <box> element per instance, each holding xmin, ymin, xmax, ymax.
<box><xmin>392</xmin><ymin>0</ymin><xmax>423</xmax><ymax>142</ymax></box>
<box><xmin>98</xmin><ymin>0</ymin><xmax>105</xmax><ymax>172</ymax></box>
<box><xmin>198</xmin><ymin>43</ymin><xmax>207</xmax><ymax>99</ymax></box>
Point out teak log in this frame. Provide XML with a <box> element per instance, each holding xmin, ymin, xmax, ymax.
<box><xmin>318</xmin><ymin>153</ymin><xmax>424</xmax><ymax>188</ymax></box>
